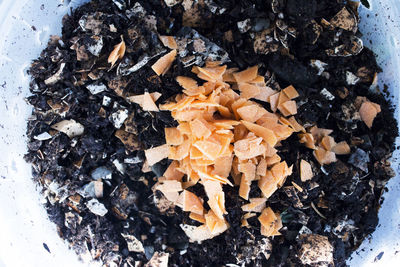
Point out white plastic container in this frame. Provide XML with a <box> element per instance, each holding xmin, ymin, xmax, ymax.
<box><xmin>0</xmin><ymin>1</ymin><xmax>399</xmax><ymax>266</ymax></box>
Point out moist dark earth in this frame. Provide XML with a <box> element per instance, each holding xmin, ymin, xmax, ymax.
<box><xmin>24</xmin><ymin>0</ymin><xmax>397</xmax><ymax>266</ymax></box>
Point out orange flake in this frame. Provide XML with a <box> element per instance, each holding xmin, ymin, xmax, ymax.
<box><xmin>205</xmin><ymin>210</ymin><xmax>229</xmax><ymax>234</ymax></box>
<box><xmin>193</xmin><ymin>140</ymin><xmax>222</xmax><ymax>161</ymax></box>
<box><xmin>269</xmin><ymin>93</ymin><xmax>280</xmax><ymax>112</ymax></box>
<box><xmin>313</xmin><ymin>147</ymin><xmax>337</xmax><ymax>165</ymax></box>
<box><xmin>213</xmin><ymin>155</ymin><xmax>234</xmax><ymax>178</ymax></box>
<box><xmin>237</xmin><ymin>104</ymin><xmax>267</xmax><ymax>122</ymax></box>
<box><xmin>165</xmin><ymin>127</ymin><xmax>184</xmax><ymax>146</ymax></box>
<box><xmin>189</xmin><ymin>212</ymin><xmax>206</xmax><ymax>224</ymax></box>
<box><xmin>108</xmin><ymin>36</ymin><xmax>126</xmax><ymax>68</ymax></box>
<box><xmin>152</xmin><ymin>49</ymin><xmax>177</xmax><ymax>76</ymax></box>
<box><xmin>287</xmin><ymin>116</ymin><xmax>306</xmax><ymax>132</ymax></box>
<box><xmin>170</xmin><ymin>139</ymin><xmax>191</xmax><ymax>160</ymax></box>
<box><xmin>190</xmin><ymin>146</ymin><xmax>203</xmax><ymax>159</ymax></box>
<box><xmin>265</xmin><ymin>154</ymin><xmax>281</xmax><ymax>166</ymax></box>
<box><xmin>239</xmin><ymin>175</ymin><xmax>251</xmax><ymax>200</ymax></box>
<box><xmin>233</xmin><ymin>65</ymin><xmax>258</xmax><ymax>83</ymax></box>
<box><xmin>163</xmin><ymin>160</ymin><xmax>185</xmax><ymax>181</ymax></box>
<box><xmin>282</xmin><ymin>85</ymin><xmax>299</xmax><ymax>99</ymax></box>
<box><xmin>222</xmin><ymin>68</ymin><xmax>239</xmax><ymax>82</ymax></box>
<box><xmin>256</xmin><ymin>158</ymin><xmax>267</xmax><ymax>176</ymax></box>
<box><xmin>183</xmin><ymin>190</ymin><xmax>204</xmax><ymax>215</ymax></box>
<box><xmin>145</xmin><ymin>144</ymin><xmax>170</xmax><ymax>166</ymax></box>
<box><xmin>197</xmin><ymin>170</ymin><xmax>232</xmax><ymax>185</ymax></box>
<box><xmin>332</xmin><ymin>141</ymin><xmax>351</xmax><ymax>155</ymax></box>
<box><xmin>218</xmin><ymin>106</ymin><xmax>233</xmax><ymax>118</ymax></box>
<box><xmin>281</xmin><ymin>100</ymin><xmax>297</xmax><ymax>116</ymax></box>
<box><xmin>177</xmin><ymin>122</ymin><xmax>191</xmax><ymax>136</ymax></box>
<box><xmin>172</xmin><ymin>109</ymin><xmax>203</xmax><ymax>121</ymax></box>
<box><xmin>234</xmin><ymin>137</ymin><xmax>265</xmax><ymax>160</ymax></box>
<box><xmin>197</xmin><ymin>65</ymin><xmax>227</xmax><ymax>82</ymax></box>
<box><xmin>258</xmin><ymin>171</ymin><xmax>278</xmax><ymax>199</ymax></box>
<box><xmin>258</xmin><ymin>207</ymin><xmax>281</xmax><ymax>237</ymax></box>
<box><xmin>176</xmin><ymin>76</ymin><xmax>198</xmax><ymax>90</ymax></box>
<box><xmin>241</xmin><ymin>213</ymin><xmax>256</xmax><ymax>228</ymax></box>
<box><xmin>190</xmin><ymin>118</ymin><xmax>213</xmax><ymax>139</ymax></box>
<box><xmin>159</xmin><ymin>35</ymin><xmax>178</xmax><ymax>49</ymax></box>
<box><xmin>359</xmin><ymin>101</ymin><xmax>381</xmax><ymax>128</ymax></box>
<box><xmin>320</xmin><ymin>136</ymin><xmax>336</xmax><ymax>151</ymax></box>
<box><xmin>241</xmin><ymin>198</ymin><xmax>267</xmax><ymax>213</ymax></box>
<box><xmin>239</xmin><ymin>161</ymin><xmax>257</xmax><ymax>181</ymax></box>
<box><xmin>292</xmin><ymin>181</ymin><xmax>303</xmax><ymax>192</ymax></box>
<box><xmin>238</xmin><ymin>83</ymin><xmax>261</xmax><ymax>99</ymax></box>
<box><xmin>298</xmin><ymin>133</ymin><xmax>316</xmax><ymax>149</ymax></box>
<box><xmin>234</xmin><ymin>124</ymin><xmax>248</xmax><ymax>141</ymax></box>
<box><xmin>309</xmin><ymin>126</ymin><xmax>333</xmax><ymax>142</ymax></box>
<box><xmin>300</xmin><ymin>159</ymin><xmax>313</xmax><ymax>182</ymax></box>
<box><xmin>253</xmin><ymin>85</ymin><xmax>277</xmax><ymax>102</ymax></box>
<box><xmin>250</xmin><ymin>75</ymin><xmax>265</xmax><ymax>84</ymax></box>
<box><xmin>241</xmin><ymin>120</ymin><xmax>277</xmax><ymax>147</ymax></box>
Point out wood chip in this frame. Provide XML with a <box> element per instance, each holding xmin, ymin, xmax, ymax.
<box><xmin>241</xmin><ymin>120</ymin><xmax>277</xmax><ymax>147</ymax></box>
<box><xmin>238</xmin><ymin>83</ymin><xmax>261</xmax><ymax>99</ymax></box>
<box><xmin>142</xmin><ymin>92</ymin><xmax>159</xmax><ymax>111</ymax></box>
<box><xmin>163</xmin><ymin>161</ymin><xmax>185</xmax><ymax>181</ymax></box>
<box><xmin>51</xmin><ymin>119</ymin><xmax>84</xmax><ymax>138</ymax></box>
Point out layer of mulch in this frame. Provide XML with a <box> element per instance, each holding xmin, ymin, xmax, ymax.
<box><xmin>24</xmin><ymin>0</ymin><xmax>398</xmax><ymax>266</ymax></box>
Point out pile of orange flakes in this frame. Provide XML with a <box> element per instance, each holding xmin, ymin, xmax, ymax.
<box><xmin>139</xmin><ymin>52</ymin><xmax>380</xmax><ymax>243</ymax></box>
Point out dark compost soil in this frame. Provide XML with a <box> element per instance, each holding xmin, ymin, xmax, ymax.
<box><xmin>24</xmin><ymin>0</ymin><xmax>398</xmax><ymax>266</ymax></box>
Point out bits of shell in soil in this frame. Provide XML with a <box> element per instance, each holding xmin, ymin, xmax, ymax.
<box><xmin>25</xmin><ymin>0</ymin><xmax>398</xmax><ymax>266</ymax></box>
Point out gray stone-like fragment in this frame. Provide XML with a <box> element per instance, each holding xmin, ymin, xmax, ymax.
<box><xmin>78</xmin><ymin>181</ymin><xmax>103</xmax><ymax>198</ymax></box>
<box><xmin>121</xmin><ymin>233</ymin><xmax>145</xmax><ymax>253</ymax></box>
<box><xmin>164</xmin><ymin>0</ymin><xmax>182</xmax><ymax>7</ymax></box>
<box><xmin>34</xmin><ymin>132</ymin><xmax>52</xmax><ymax>141</ymax></box>
<box><xmin>320</xmin><ymin>88</ymin><xmax>335</xmax><ymax>101</ymax></box>
<box><xmin>87</xmin><ymin>83</ymin><xmax>107</xmax><ymax>94</ymax></box>
<box><xmin>298</xmin><ymin>234</ymin><xmax>333</xmax><ymax>266</ymax></box>
<box><xmin>86</xmin><ymin>199</ymin><xmax>108</xmax><ymax>216</ymax></box>
<box><xmin>346</xmin><ymin>71</ymin><xmax>360</xmax><ymax>85</ymax></box>
<box><xmin>348</xmin><ymin>148</ymin><xmax>369</xmax><ymax>172</ymax></box>
<box><xmin>237</xmin><ymin>19</ymin><xmax>251</xmax><ymax>33</ymax></box>
<box><xmin>91</xmin><ymin>166</ymin><xmax>112</xmax><ymax>180</ymax></box>
<box><xmin>110</xmin><ymin>109</ymin><xmax>129</xmax><ymax>129</ymax></box>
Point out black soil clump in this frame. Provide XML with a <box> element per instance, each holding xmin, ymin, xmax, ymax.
<box><xmin>24</xmin><ymin>0</ymin><xmax>398</xmax><ymax>266</ymax></box>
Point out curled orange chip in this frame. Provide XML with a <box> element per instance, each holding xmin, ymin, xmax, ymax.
<box><xmin>269</xmin><ymin>93</ymin><xmax>280</xmax><ymax>112</ymax></box>
<box><xmin>239</xmin><ymin>175</ymin><xmax>251</xmax><ymax>200</ymax></box>
<box><xmin>152</xmin><ymin>49</ymin><xmax>177</xmax><ymax>76</ymax></box>
<box><xmin>176</xmin><ymin>76</ymin><xmax>198</xmax><ymax>90</ymax></box>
